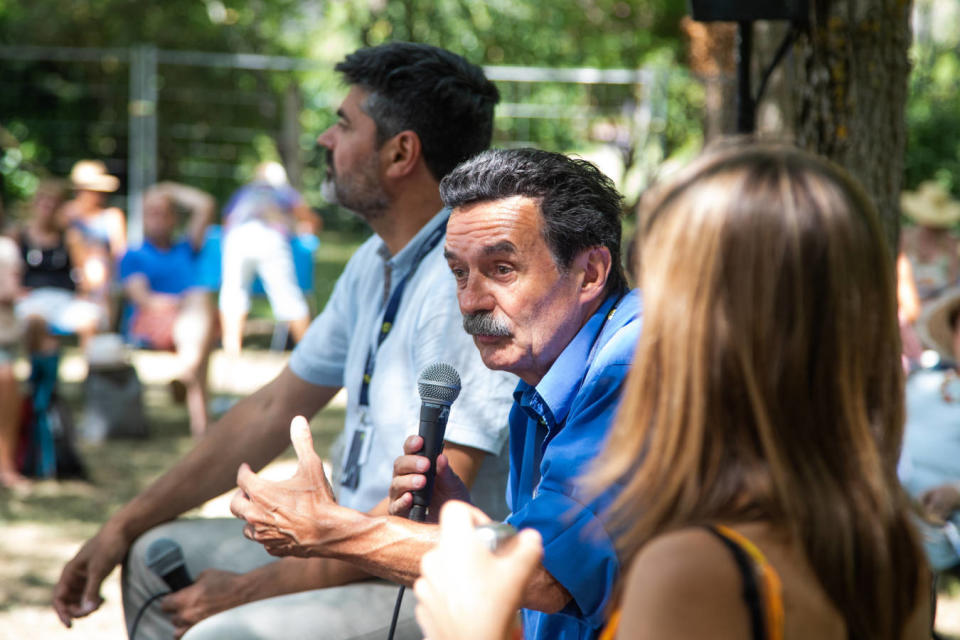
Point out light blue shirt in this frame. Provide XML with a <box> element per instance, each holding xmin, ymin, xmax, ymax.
<box><xmin>290</xmin><ymin>210</ymin><xmax>516</xmax><ymax>512</ymax></box>
<box><xmin>900</xmin><ymin>368</ymin><xmax>960</xmax><ymax>570</ymax></box>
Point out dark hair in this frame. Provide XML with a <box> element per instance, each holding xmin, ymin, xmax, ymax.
<box><xmin>335</xmin><ymin>43</ymin><xmax>499</xmax><ymax>182</ymax></box>
<box><xmin>439</xmin><ymin>148</ymin><xmax>627</xmax><ymax>295</ymax></box>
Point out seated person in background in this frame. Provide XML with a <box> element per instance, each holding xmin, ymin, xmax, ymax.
<box><xmin>233</xmin><ymin>148</ymin><xmax>642</xmax><ymax>640</ymax></box>
<box><xmin>219</xmin><ymin>161</ymin><xmax>320</xmax><ymax>356</ymax></box>
<box><xmin>901</xmin><ymin>286</ymin><xmax>960</xmax><ymax>574</ymax></box>
<box><xmin>0</xmin><ymin>236</ymin><xmax>25</xmax><ymax>487</ymax></box>
<box><xmin>12</xmin><ymin>179</ymin><xmax>105</xmax><ymax>347</ymax></box>
<box><xmin>412</xmin><ymin>143</ymin><xmax>932</xmax><ymax>640</ymax></box>
<box><xmin>119</xmin><ymin>182</ymin><xmax>216</xmax><ymax>437</ymax></box>
<box><xmin>61</xmin><ymin>160</ymin><xmax>127</xmax><ymax>322</ymax></box>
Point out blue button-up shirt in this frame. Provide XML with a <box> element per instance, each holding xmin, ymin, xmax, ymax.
<box><xmin>506</xmin><ymin>288</ymin><xmax>643</xmax><ymax>640</ymax></box>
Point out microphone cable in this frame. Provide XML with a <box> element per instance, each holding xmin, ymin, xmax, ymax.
<box><xmin>387</xmin><ymin>504</ymin><xmax>427</xmax><ymax>640</ymax></box>
<box><xmin>386</xmin><ymin>585</ymin><xmax>406</xmax><ymax>640</ymax></box>
<box><xmin>129</xmin><ymin>590</ymin><xmax>171</xmax><ymax>640</ymax></box>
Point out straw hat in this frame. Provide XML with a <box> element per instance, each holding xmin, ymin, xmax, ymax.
<box><xmin>901</xmin><ymin>181</ymin><xmax>960</xmax><ymax>229</ymax></box>
<box><xmin>918</xmin><ymin>286</ymin><xmax>960</xmax><ymax>361</ymax></box>
<box><xmin>70</xmin><ymin>160</ymin><xmax>120</xmax><ymax>193</ymax></box>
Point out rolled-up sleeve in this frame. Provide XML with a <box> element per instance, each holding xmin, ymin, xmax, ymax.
<box><xmin>506</xmin><ymin>363</ymin><xmax>628</xmax><ymax>627</ymax></box>
<box><xmin>507</xmin><ymin>488</ymin><xmax>618</xmax><ymax>627</ymax></box>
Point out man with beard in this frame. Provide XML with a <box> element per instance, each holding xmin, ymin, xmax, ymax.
<box><xmin>53</xmin><ymin>43</ymin><xmax>514</xmax><ymax>640</ymax></box>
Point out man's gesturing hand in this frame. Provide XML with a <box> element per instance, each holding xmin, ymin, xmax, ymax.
<box><xmin>52</xmin><ymin>523</ymin><xmax>128</xmax><ymax>628</ymax></box>
<box><xmin>388</xmin><ymin>434</ymin><xmax>471</xmax><ymax>521</ymax></box>
<box><xmin>230</xmin><ymin>416</ymin><xmax>345</xmax><ymax>557</ymax></box>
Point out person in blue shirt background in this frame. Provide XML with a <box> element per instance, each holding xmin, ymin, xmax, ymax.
<box><xmin>231</xmin><ymin>148</ymin><xmax>641</xmax><ymax>640</ymax></box>
<box><xmin>119</xmin><ymin>182</ymin><xmax>217</xmax><ymax>436</ymax></box>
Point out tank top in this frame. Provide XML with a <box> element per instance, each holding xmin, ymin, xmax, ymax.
<box><xmin>20</xmin><ymin>229</ymin><xmax>76</xmax><ymax>291</ymax></box>
<box><xmin>599</xmin><ymin>525</ymin><xmax>783</xmax><ymax>640</ymax></box>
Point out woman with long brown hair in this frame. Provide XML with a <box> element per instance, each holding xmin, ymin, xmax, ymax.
<box><xmin>591</xmin><ymin>141</ymin><xmax>931</xmax><ymax>639</ymax></box>
<box><xmin>413</xmin><ymin>142</ymin><xmax>932</xmax><ymax>640</ymax></box>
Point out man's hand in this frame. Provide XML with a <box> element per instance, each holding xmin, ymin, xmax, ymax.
<box><xmin>52</xmin><ymin>524</ymin><xmax>129</xmax><ymax>627</ymax></box>
<box><xmin>231</xmin><ymin>416</ymin><xmax>349</xmax><ymax>557</ymax></box>
<box><xmin>921</xmin><ymin>484</ymin><xmax>960</xmax><ymax>523</ymax></box>
<box><xmin>388</xmin><ymin>435</ymin><xmax>472</xmax><ymax>522</ymax></box>
<box><xmin>161</xmin><ymin>569</ymin><xmax>250</xmax><ymax>639</ymax></box>
<box><xmin>414</xmin><ymin>501</ymin><xmax>542</xmax><ymax>640</ymax></box>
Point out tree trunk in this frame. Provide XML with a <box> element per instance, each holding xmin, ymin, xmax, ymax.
<box><xmin>790</xmin><ymin>0</ymin><xmax>913</xmax><ymax>249</ymax></box>
<box><xmin>683</xmin><ymin>18</ymin><xmax>738</xmax><ymax>140</ymax></box>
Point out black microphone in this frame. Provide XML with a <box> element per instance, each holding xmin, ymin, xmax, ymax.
<box><xmin>144</xmin><ymin>538</ymin><xmax>193</xmax><ymax>592</ymax></box>
<box><xmin>409</xmin><ymin>362</ymin><xmax>461</xmax><ymax>523</ymax></box>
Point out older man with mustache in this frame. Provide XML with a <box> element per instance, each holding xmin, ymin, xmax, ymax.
<box><xmin>232</xmin><ymin>149</ymin><xmax>643</xmax><ymax>640</ymax></box>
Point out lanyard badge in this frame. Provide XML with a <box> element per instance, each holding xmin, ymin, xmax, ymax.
<box><xmin>340</xmin><ymin>217</ymin><xmax>448</xmax><ymax>491</ymax></box>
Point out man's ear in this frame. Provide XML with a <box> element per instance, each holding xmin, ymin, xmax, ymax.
<box><xmin>382</xmin><ymin>130</ymin><xmax>422</xmax><ymax>179</ymax></box>
<box><xmin>578</xmin><ymin>246</ymin><xmax>612</xmax><ymax>304</ymax></box>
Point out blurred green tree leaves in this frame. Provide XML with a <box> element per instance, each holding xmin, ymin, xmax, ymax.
<box><xmin>0</xmin><ymin>0</ymin><xmax>696</xmax><ymax>227</ymax></box>
<box><xmin>905</xmin><ymin>45</ymin><xmax>960</xmax><ymax>198</ymax></box>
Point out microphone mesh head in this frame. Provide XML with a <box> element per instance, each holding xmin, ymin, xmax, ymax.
<box><xmin>145</xmin><ymin>538</ymin><xmax>186</xmax><ymax>576</ymax></box>
<box><xmin>417</xmin><ymin>362</ymin><xmax>461</xmax><ymax>406</ymax></box>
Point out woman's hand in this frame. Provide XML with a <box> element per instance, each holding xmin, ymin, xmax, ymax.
<box><xmin>414</xmin><ymin>501</ymin><xmax>543</xmax><ymax>640</ymax></box>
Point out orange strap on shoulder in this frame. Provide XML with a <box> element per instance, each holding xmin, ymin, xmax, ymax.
<box><xmin>599</xmin><ymin>526</ymin><xmax>784</xmax><ymax>640</ymax></box>
<box><xmin>714</xmin><ymin>524</ymin><xmax>785</xmax><ymax>640</ymax></box>
<box><xmin>599</xmin><ymin>607</ymin><xmax>621</xmax><ymax>640</ymax></box>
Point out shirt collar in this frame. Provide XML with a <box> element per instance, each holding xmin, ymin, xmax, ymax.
<box><xmin>514</xmin><ymin>289</ymin><xmax>633</xmax><ymax>428</ymax></box>
<box><xmin>376</xmin><ymin>208</ymin><xmax>450</xmax><ymax>281</ymax></box>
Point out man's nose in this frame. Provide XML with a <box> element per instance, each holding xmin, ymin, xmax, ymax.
<box><xmin>317</xmin><ymin>126</ymin><xmax>335</xmax><ymax>149</ymax></box>
<box><xmin>457</xmin><ymin>274</ymin><xmax>494</xmax><ymax>315</ymax></box>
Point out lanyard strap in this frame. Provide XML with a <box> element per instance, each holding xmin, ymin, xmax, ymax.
<box><xmin>358</xmin><ymin>217</ymin><xmax>448</xmax><ymax>407</ymax></box>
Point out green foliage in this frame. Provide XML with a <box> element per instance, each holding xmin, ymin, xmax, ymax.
<box><xmin>0</xmin><ymin>0</ymin><xmax>699</xmax><ymax>226</ymax></box>
<box><xmin>340</xmin><ymin>0</ymin><xmax>687</xmax><ymax>68</ymax></box>
<box><xmin>905</xmin><ymin>46</ymin><xmax>960</xmax><ymax>197</ymax></box>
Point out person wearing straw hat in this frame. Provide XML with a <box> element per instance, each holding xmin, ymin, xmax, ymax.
<box><xmin>899</xmin><ymin>286</ymin><xmax>960</xmax><ymax>574</ymax></box>
<box><xmin>900</xmin><ymin>180</ymin><xmax>960</xmax><ymax>302</ymax></box>
<box><xmin>62</xmin><ymin>159</ymin><xmax>127</xmax><ymax>320</ymax></box>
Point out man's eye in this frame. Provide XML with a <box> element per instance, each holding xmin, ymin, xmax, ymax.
<box><xmin>496</xmin><ymin>265</ymin><xmax>513</xmax><ymax>275</ymax></box>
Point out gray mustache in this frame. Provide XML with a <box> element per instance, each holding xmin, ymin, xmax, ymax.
<box><xmin>462</xmin><ymin>312</ymin><xmax>512</xmax><ymax>337</ymax></box>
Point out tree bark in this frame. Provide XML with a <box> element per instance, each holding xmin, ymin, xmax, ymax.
<box><xmin>683</xmin><ymin>18</ymin><xmax>738</xmax><ymax>140</ymax></box>
<box><xmin>791</xmin><ymin>0</ymin><xmax>914</xmax><ymax>249</ymax></box>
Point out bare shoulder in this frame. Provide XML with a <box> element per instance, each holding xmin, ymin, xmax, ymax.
<box><xmin>616</xmin><ymin>528</ymin><xmax>750</xmax><ymax>640</ymax></box>
<box><xmin>107</xmin><ymin>207</ymin><xmax>127</xmax><ymax>226</ymax></box>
